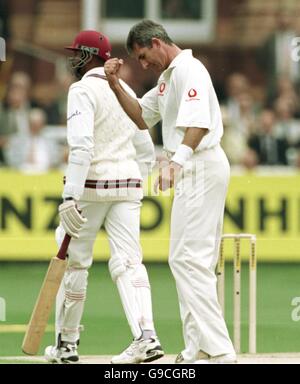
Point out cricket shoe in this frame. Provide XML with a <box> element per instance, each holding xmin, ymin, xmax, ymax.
<box><xmin>175</xmin><ymin>351</ymin><xmax>210</xmax><ymax>364</ymax></box>
<box><xmin>44</xmin><ymin>341</ymin><xmax>79</xmax><ymax>364</ymax></box>
<box><xmin>111</xmin><ymin>336</ymin><xmax>164</xmax><ymax>364</ymax></box>
<box><xmin>194</xmin><ymin>353</ymin><xmax>237</xmax><ymax>364</ymax></box>
<box><xmin>175</xmin><ymin>353</ymin><xmax>191</xmax><ymax>364</ymax></box>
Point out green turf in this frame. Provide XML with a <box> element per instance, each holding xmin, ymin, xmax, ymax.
<box><xmin>0</xmin><ymin>262</ymin><xmax>300</xmax><ymax>357</ymax></box>
<box><xmin>0</xmin><ymin>359</ymin><xmax>45</xmax><ymax>364</ymax></box>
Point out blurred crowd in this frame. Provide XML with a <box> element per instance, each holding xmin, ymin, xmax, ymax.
<box><xmin>0</xmin><ymin>68</ymin><xmax>300</xmax><ymax>174</ymax></box>
<box><xmin>0</xmin><ymin>71</ymin><xmax>73</xmax><ymax>173</ymax></box>
<box><xmin>220</xmin><ymin>72</ymin><xmax>300</xmax><ymax>169</ymax></box>
<box><xmin>221</xmin><ymin>10</ymin><xmax>300</xmax><ymax>169</ymax></box>
<box><xmin>0</xmin><ymin>8</ymin><xmax>300</xmax><ymax>173</ymax></box>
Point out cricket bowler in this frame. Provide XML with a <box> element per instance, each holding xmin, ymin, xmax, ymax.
<box><xmin>105</xmin><ymin>20</ymin><xmax>236</xmax><ymax>364</ymax></box>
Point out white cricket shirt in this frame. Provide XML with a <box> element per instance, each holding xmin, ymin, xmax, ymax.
<box><xmin>65</xmin><ymin>67</ymin><xmax>153</xmax><ymax>201</ymax></box>
<box><xmin>139</xmin><ymin>50</ymin><xmax>224</xmax><ymax>153</ymax></box>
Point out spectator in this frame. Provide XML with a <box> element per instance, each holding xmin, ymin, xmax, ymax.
<box><xmin>0</xmin><ymin>0</ymin><xmax>10</xmax><ymax>40</ymax></box>
<box><xmin>296</xmin><ymin>152</ymin><xmax>300</xmax><ymax>169</ymax></box>
<box><xmin>221</xmin><ymin>105</ymin><xmax>249</xmax><ymax>165</ymax></box>
<box><xmin>0</xmin><ymin>96</ymin><xmax>18</xmax><ymax>166</ymax></box>
<box><xmin>56</xmin><ymin>72</ymin><xmax>75</xmax><ymax>123</ymax></box>
<box><xmin>274</xmin><ymin>97</ymin><xmax>300</xmax><ymax>146</ymax></box>
<box><xmin>221</xmin><ymin>77</ymin><xmax>260</xmax><ymax>165</ymax></box>
<box><xmin>0</xmin><ymin>34</ymin><xmax>5</xmax><ymax>64</ymax></box>
<box><xmin>32</xmin><ymin>72</ymin><xmax>75</xmax><ymax>125</ymax></box>
<box><xmin>274</xmin><ymin>96</ymin><xmax>300</xmax><ymax>165</ymax></box>
<box><xmin>257</xmin><ymin>9</ymin><xmax>300</xmax><ymax>101</ymax></box>
<box><xmin>236</xmin><ymin>91</ymin><xmax>259</xmax><ymax>136</ymax></box>
<box><xmin>269</xmin><ymin>76</ymin><xmax>300</xmax><ymax>116</ymax></box>
<box><xmin>224</xmin><ymin>73</ymin><xmax>251</xmax><ymax>122</ymax></box>
<box><xmin>4</xmin><ymin>72</ymin><xmax>32</xmax><ymax>135</ymax></box>
<box><xmin>5</xmin><ymin>108</ymin><xmax>60</xmax><ymax>173</ymax></box>
<box><xmin>246</xmin><ymin>109</ymin><xmax>289</xmax><ymax>167</ymax></box>
<box><xmin>0</xmin><ymin>72</ymin><xmax>32</xmax><ymax>164</ymax></box>
<box><xmin>32</xmin><ymin>83</ymin><xmax>61</xmax><ymax>125</ymax></box>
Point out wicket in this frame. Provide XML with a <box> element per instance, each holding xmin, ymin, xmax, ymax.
<box><xmin>217</xmin><ymin>233</ymin><xmax>257</xmax><ymax>354</ymax></box>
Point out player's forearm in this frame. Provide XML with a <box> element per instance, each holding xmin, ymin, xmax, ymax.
<box><xmin>109</xmin><ymin>81</ymin><xmax>148</xmax><ymax>130</ymax></box>
<box><xmin>171</xmin><ymin>127</ymin><xmax>208</xmax><ymax>167</ymax></box>
<box><xmin>182</xmin><ymin>127</ymin><xmax>209</xmax><ymax>150</ymax></box>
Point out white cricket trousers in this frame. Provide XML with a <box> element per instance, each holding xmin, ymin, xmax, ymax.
<box><xmin>55</xmin><ymin>199</ymin><xmax>154</xmax><ymax>343</ymax></box>
<box><xmin>169</xmin><ymin>145</ymin><xmax>235</xmax><ymax>360</ymax></box>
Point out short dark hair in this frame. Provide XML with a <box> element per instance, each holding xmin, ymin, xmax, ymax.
<box><xmin>126</xmin><ymin>20</ymin><xmax>173</xmax><ymax>54</ymax></box>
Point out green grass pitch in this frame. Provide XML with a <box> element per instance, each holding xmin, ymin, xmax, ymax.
<box><xmin>0</xmin><ymin>262</ymin><xmax>300</xmax><ymax>357</ymax></box>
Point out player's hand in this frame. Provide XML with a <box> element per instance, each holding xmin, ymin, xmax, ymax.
<box><xmin>58</xmin><ymin>200</ymin><xmax>87</xmax><ymax>239</ymax></box>
<box><xmin>154</xmin><ymin>161</ymin><xmax>182</xmax><ymax>193</ymax></box>
<box><xmin>104</xmin><ymin>58</ymin><xmax>124</xmax><ymax>87</ymax></box>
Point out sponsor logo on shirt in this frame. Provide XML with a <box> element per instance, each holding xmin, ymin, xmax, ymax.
<box><xmin>158</xmin><ymin>82</ymin><xmax>166</xmax><ymax>96</ymax></box>
<box><xmin>67</xmin><ymin>110</ymin><xmax>82</xmax><ymax>121</ymax></box>
<box><xmin>186</xmin><ymin>88</ymin><xmax>200</xmax><ymax>102</ymax></box>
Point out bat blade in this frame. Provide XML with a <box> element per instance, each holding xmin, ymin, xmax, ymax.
<box><xmin>22</xmin><ymin>235</ymin><xmax>71</xmax><ymax>355</ymax></box>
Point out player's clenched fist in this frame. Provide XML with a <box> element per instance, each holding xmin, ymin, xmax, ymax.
<box><xmin>59</xmin><ymin>200</ymin><xmax>87</xmax><ymax>238</ymax></box>
<box><xmin>104</xmin><ymin>58</ymin><xmax>124</xmax><ymax>86</ymax></box>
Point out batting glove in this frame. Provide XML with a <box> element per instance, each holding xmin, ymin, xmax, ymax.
<box><xmin>58</xmin><ymin>200</ymin><xmax>87</xmax><ymax>238</ymax></box>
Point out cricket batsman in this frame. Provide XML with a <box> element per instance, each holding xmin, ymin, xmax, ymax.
<box><xmin>44</xmin><ymin>30</ymin><xmax>164</xmax><ymax>364</ymax></box>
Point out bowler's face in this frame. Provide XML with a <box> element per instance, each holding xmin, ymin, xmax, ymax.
<box><xmin>133</xmin><ymin>42</ymin><xmax>169</xmax><ymax>74</ymax></box>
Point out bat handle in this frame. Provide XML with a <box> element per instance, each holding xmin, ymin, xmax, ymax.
<box><xmin>56</xmin><ymin>234</ymin><xmax>71</xmax><ymax>260</ymax></box>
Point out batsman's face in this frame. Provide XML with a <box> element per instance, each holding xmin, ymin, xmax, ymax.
<box><xmin>68</xmin><ymin>50</ymin><xmax>87</xmax><ymax>71</ymax></box>
<box><xmin>133</xmin><ymin>41</ymin><xmax>169</xmax><ymax>73</ymax></box>
<box><xmin>67</xmin><ymin>50</ymin><xmax>92</xmax><ymax>79</ymax></box>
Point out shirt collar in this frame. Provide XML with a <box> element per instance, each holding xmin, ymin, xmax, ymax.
<box><xmin>168</xmin><ymin>49</ymin><xmax>193</xmax><ymax>69</ymax></box>
<box><xmin>82</xmin><ymin>67</ymin><xmax>105</xmax><ymax>79</ymax></box>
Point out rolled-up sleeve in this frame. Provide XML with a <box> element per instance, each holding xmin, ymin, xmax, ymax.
<box><xmin>175</xmin><ymin>64</ymin><xmax>211</xmax><ymax>132</ymax></box>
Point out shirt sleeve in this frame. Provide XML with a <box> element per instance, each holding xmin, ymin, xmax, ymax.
<box><xmin>67</xmin><ymin>85</ymin><xmax>95</xmax><ymax>152</ymax></box>
<box><xmin>132</xmin><ymin>129</ymin><xmax>155</xmax><ymax>179</ymax></box>
<box><xmin>175</xmin><ymin>63</ymin><xmax>211</xmax><ymax>132</ymax></box>
<box><xmin>138</xmin><ymin>86</ymin><xmax>161</xmax><ymax>128</ymax></box>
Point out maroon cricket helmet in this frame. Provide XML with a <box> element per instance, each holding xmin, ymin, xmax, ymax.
<box><xmin>65</xmin><ymin>30</ymin><xmax>112</xmax><ymax>62</ymax></box>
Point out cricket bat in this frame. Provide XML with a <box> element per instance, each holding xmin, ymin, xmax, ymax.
<box><xmin>22</xmin><ymin>234</ymin><xmax>71</xmax><ymax>355</ymax></box>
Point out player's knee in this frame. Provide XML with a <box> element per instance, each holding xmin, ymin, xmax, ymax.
<box><xmin>64</xmin><ymin>269</ymin><xmax>88</xmax><ymax>300</ymax></box>
<box><xmin>109</xmin><ymin>254</ymin><xmax>150</xmax><ymax>288</ymax></box>
<box><xmin>131</xmin><ymin>264</ymin><xmax>150</xmax><ymax>289</ymax></box>
<box><xmin>109</xmin><ymin>254</ymin><xmax>127</xmax><ymax>282</ymax></box>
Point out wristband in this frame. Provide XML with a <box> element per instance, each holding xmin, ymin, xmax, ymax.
<box><xmin>62</xmin><ymin>150</ymin><xmax>91</xmax><ymax>200</ymax></box>
<box><xmin>171</xmin><ymin>144</ymin><xmax>193</xmax><ymax>166</ymax></box>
